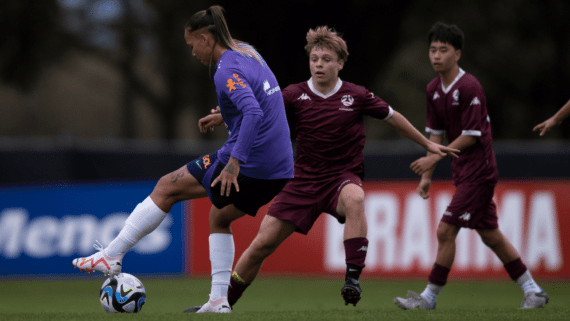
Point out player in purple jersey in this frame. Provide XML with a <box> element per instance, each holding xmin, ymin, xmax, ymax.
<box><xmin>534</xmin><ymin>99</ymin><xmax>570</xmax><ymax>136</ymax></box>
<box><xmin>193</xmin><ymin>26</ymin><xmax>458</xmax><ymax>309</ymax></box>
<box><xmin>72</xmin><ymin>6</ymin><xmax>293</xmax><ymax>314</ymax></box>
<box><xmin>394</xmin><ymin>22</ymin><xmax>548</xmax><ymax>310</ymax></box>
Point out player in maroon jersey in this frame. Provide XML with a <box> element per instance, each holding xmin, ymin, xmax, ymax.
<box><xmin>394</xmin><ymin>22</ymin><xmax>548</xmax><ymax>310</ymax></box>
<box><xmin>534</xmin><ymin>99</ymin><xmax>570</xmax><ymax>136</ymax></box>
<box><xmin>193</xmin><ymin>26</ymin><xmax>459</xmax><ymax>309</ymax></box>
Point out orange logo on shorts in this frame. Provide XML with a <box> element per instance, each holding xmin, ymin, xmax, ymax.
<box><xmin>203</xmin><ymin>155</ymin><xmax>211</xmax><ymax>169</ymax></box>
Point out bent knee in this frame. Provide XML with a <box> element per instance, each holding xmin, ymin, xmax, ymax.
<box><xmin>436</xmin><ymin>223</ymin><xmax>459</xmax><ymax>244</ymax></box>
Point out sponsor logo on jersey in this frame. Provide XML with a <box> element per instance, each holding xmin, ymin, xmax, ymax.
<box><xmin>470</xmin><ymin>96</ymin><xmax>481</xmax><ymax>105</ymax></box>
<box><xmin>459</xmin><ymin>212</ymin><xmax>471</xmax><ymax>221</ymax></box>
<box><xmin>433</xmin><ymin>91</ymin><xmax>440</xmax><ymax>100</ymax></box>
<box><xmin>227</xmin><ymin>74</ymin><xmax>246</xmax><ymax>92</ymax></box>
<box><xmin>341</xmin><ymin>95</ymin><xmax>354</xmax><ymax>107</ymax></box>
<box><xmin>371</xmin><ymin>92</ymin><xmax>375</xmax><ymax>98</ymax></box>
<box><xmin>452</xmin><ymin>89</ymin><xmax>460</xmax><ymax>105</ymax></box>
<box><xmin>263</xmin><ymin>79</ymin><xmax>281</xmax><ymax>96</ymax></box>
<box><xmin>298</xmin><ymin>93</ymin><xmax>311</xmax><ymax>100</ymax></box>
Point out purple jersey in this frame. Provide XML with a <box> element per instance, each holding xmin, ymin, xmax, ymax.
<box><xmin>282</xmin><ymin>78</ymin><xmax>393</xmax><ymax>180</ymax></box>
<box><xmin>426</xmin><ymin>68</ymin><xmax>498</xmax><ymax>185</ymax></box>
<box><xmin>214</xmin><ymin>47</ymin><xmax>294</xmax><ymax>180</ymax></box>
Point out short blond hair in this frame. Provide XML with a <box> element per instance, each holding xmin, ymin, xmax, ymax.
<box><xmin>304</xmin><ymin>26</ymin><xmax>349</xmax><ymax>62</ymax></box>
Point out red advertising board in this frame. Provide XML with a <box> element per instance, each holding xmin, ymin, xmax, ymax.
<box><xmin>186</xmin><ymin>180</ymin><xmax>569</xmax><ymax>280</ymax></box>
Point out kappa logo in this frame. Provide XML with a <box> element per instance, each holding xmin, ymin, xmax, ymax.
<box><xmin>298</xmin><ymin>93</ymin><xmax>311</xmax><ymax>100</ymax></box>
<box><xmin>470</xmin><ymin>96</ymin><xmax>481</xmax><ymax>105</ymax></box>
<box><xmin>459</xmin><ymin>212</ymin><xmax>471</xmax><ymax>221</ymax></box>
<box><xmin>357</xmin><ymin>246</ymin><xmax>368</xmax><ymax>252</ymax></box>
<box><xmin>433</xmin><ymin>91</ymin><xmax>440</xmax><ymax>100</ymax></box>
<box><xmin>341</xmin><ymin>95</ymin><xmax>354</xmax><ymax>107</ymax></box>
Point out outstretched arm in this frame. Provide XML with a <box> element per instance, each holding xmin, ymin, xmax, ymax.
<box><xmin>533</xmin><ymin>100</ymin><xmax>570</xmax><ymax>136</ymax></box>
<box><xmin>385</xmin><ymin>110</ymin><xmax>460</xmax><ymax>158</ymax></box>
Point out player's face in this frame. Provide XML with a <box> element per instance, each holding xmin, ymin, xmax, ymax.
<box><xmin>309</xmin><ymin>47</ymin><xmax>344</xmax><ymax>85</ymax></box>
<box><xmin>429</xmin><ymin>41</ymin><xmax>461</xmax><ymax>73</ymax></box>
<box><xmin>185</xmin><ymin>29</ymin><xmax>213</xmax><ymax>66</ymax></box>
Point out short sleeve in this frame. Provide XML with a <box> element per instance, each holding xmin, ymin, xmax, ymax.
<box><xmin>361</xmin><ymin>88</ymin><xmax>393</xmax><ymax>120</ymax></box>
<box><xmin>460</xmin><ymin>86</ymin><xmax>484</xmax><ymax>136</ymax></box>
<box><xmin>425</xmin><ymin>90</ymin><xmax>445</xmax><ymax>135</ymax></box>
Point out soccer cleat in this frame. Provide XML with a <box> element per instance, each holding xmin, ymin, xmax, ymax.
<box><xmin>341</xmin><ymin>277</ymin><xmax>362</xmax><ymax>306</ymax></box>
<box><xmin>520</xmin><ymin>290</ymin><xmax>549</xmax><ymax>309</ymax></box>
<box><xmin>72</xmin><ymin>241</ymin><xmax>123</xmax><ymax>276</ymax></box>
<box><xmin>183</xmin><ymin>305</ymin><xmax>202</xmax><ymax>313</ymax></box>
<box><xmin>394</xmin><ymin>290</ymin><xmax>436</xmax><ymax>310</ymax></box>
<box><xmin>195</xmin><ymin>297</ymin><xmax>232</xmax><ymax>313</ymax></box>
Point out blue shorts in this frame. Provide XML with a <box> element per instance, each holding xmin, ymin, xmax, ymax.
<box><xmin>186</xmin><ymin>152</ymin><xmax>288</xmax><ymax>216</ymax></box>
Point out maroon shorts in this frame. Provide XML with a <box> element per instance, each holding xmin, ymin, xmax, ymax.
<box><xmin>442</xmin><ymin>182</ymin><xmax>499</xmax><ymax>229</ymax></box>
<box><xmin>267</xmin><ymin>173</ymin><xmax>363</xmax><ymax>234</ymax></box>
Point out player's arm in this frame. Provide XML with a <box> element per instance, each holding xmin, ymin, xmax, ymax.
<box><xmin>533</xmin><ymin>99</ymin><xmax>570</xmax><ymax>136</ymax></box>
<box><xmin>385</xmin><ymin>110</ymin><xmax>460</xmax><ymax>158</ymax></box>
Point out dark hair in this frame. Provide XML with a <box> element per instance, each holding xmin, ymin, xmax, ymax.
<box><xmin>185</xmin><ymin>5</ymin><xmax>262</xmax><ymax>65</ymax></box>
<box><xmin>305</xmin><ymin>26</ymin><xmax>349</xmax><ymax>62</ymax></box>
<box><xmin>428</xmin><ymin>21</ymin><xmax>464</xmax><ymax>50</ymax></box>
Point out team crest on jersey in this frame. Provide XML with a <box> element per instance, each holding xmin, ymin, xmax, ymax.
<box><xmin>452</xmin><ymin>89</ymin><xmax>460</xmax><ymax>105</ymax></box>
<box><xmin>470</xmin><ymin>96</ymin><xmax>481</xmax><ymax>105</ymax></box>
<box><xmin>227</xmin><ymin>73</ymin><xmax>246</xmax><ymax>92</ymax></box>
<box><xmin>298</xmin><ymin>93</ymin><xmax>311</xmax><ymax>100</ymax></box>
<box><xmin>341</xmin><ymin>95</ymin><xmax>354</xmax><ymax>107</ymax></box>
<box><xmin>433</xmin><ymin>91</ymin><xmax>440</xmax><ymax>100</ymax></box>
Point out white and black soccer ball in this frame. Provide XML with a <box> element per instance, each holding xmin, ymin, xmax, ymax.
<box><xmin>100</xmin><ymin>273</ymin><xmax>146</xmax><ymax>313</ymax></box>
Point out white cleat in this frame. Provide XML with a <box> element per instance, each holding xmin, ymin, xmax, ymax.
<box><xmin>394</xmin><ymin>290</ymin><xmax>435</xmax><ymax>310</ymax></box>
<box><xmin>72</xmin><ymin>241</ymin><xmax>122</xmax><ymax>276</ymax></box>
<box><xmin>520</xmin><ymin>290</ymin><xmax>549</xmax><ymax>309</ymax></box>
<box><xmin>196</xmin><ymin>297</ymin><xmax>232</xmax><ymax>313</ymax></box>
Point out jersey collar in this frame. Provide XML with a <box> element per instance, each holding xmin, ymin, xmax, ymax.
<box><xmin>441</xmin><ymin>68</ymin><xmax>465</xmax><ymax>94</ymax></box>
<box><xmin>308</xmin><ymin>77</ymin><xmax>343</xmax><ymax>99</ymax></box>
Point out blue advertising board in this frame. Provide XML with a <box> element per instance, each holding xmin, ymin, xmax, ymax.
<box><xmin>0</xmin><ymin>181</ymin><xmax>185</xmax><ymax>277</ymax></box>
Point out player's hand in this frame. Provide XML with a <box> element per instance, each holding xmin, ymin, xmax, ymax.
<box><xmin>198</xmin><ymin>111</ymin><xmax>224</xmax><ymax>133</ymax></box>
<box><xmin>533</xmin><ymin>117</ymin><xmax>558</xmax><ymax>136</ymax></box>
<box><xmin>410</xmin><ymin>155</ymin><xmax>439</xmax><ymax>176</ymax></box>
<box><xmin>416</xmin><ymin>178</ymin><xmax>431</xmax><ymax>199</ymax></box>
<box><xmin>211</xmin><ymin>157</ymin><xmax>240</xmax><ymax>197</ymax></box>
<box><xmin>426</xmin><ymin>141</ymin><xmax>460</xmax><ymax>158</ymax></box>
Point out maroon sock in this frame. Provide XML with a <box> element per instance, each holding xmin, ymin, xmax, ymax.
<box><xmin>227</xmin><ymin>276</ymin><xmax>250</xmax><ymax>307</ymax></box>
<box><xmin>503</xmin><ymin>258</ymin><xmax>527</xmax><ymax>281</ymax></box>
<box><xmin>344</xmin><ymin>237</ymin><xmax>368</xmax><ymax>268</ymax></box>
<box><xmin>428</xmin><ymin>263</ymin><xmax>451</xmax><ymax>286</ymax></box>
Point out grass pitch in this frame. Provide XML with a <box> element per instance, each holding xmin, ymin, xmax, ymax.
<box><xmin>1</xmin><ymin>277</ymin><xmax>568</xmax><ymax>321</ymax></box>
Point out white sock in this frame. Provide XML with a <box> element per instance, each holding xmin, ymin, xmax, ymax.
<box><xmin>516</xmin><ymin>270</ymin><xmax>542</xmax><ymax>293</ymax></box>
<box><xmin>420</xmin><ymin>282</ymin><xmax>443</xmax><ymax>305</ymax></box>
<box><xmin>105</xmin><ymin>196</ymin><xmax>167</xmax><ymax>258</ymax></box>
<box><xmin>208</xmin><ymin>233</ymin><xmax>235</xmax><ymax>301</ymax></box>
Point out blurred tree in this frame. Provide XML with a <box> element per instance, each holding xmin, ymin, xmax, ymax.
<box><xmin>0</xmin><ymin>0</ymin><xmax>69</xmax><ymax>90</ymax></box>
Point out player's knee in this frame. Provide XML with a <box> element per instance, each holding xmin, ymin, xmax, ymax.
<box><xmin>436</xmin><ymin>224</ymin><xmax>457</xmax><ymax>244</ymax></box>
<box><xmin>479</xmin><ymin>231</ymin><xmax>503</xmax><ymax>249</ymax></box>
<box><xmin>340</xmin><ymin>189</ymin><xmax>365</xmax><ymax>216</ymax></box>
<box><xmin>250</xmin><ymin>238</ymin><xmax>279</xmax><ymax>259</ymax></box>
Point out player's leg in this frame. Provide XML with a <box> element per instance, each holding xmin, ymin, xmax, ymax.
<box><xmin>336</xmin><ymin>183</ymin><xmax>367</xmax><ymax>306</ymax></box>
<box><xmin>195</xmin><ymin>204</ymin><xmax>248</xmax><ymax>313</ymax></box>
<box><xmin>72</xmin><ymin>165</ymin><xmax>207</xmax><ymax>275</ymax></box>
<box><xmin>228</xmin><ymin>215</ymin><xmax>297</xmax><ymax>307</ymax></box>
<box><xmin>477</xmin><ymin>229</ymin><xmax>548</xmax><ymax>309</ymax></box>
<box><xmin>394</xmin><ymin>221</ymin><xmax>460</xmax><ymax>310</ymax></box>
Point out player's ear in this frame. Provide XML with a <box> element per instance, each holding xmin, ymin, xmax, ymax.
<box><xmin>338</xmin><ymin>59</ymin><xmax>345</xmax><ymax>70</ymax></box>
<box><xmin>455</xmin><ymin>49</ymin><xmax>462</xmax><ymax>62</ymax></box>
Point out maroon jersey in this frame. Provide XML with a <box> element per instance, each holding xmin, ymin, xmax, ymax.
<box><xmin>282</xmin><ymin>78</ymin><xmax>392</xmax><ymax>180</ymax></box>
<box><xmin>426</xmin><ymin>68</ymin><xmax>498</xmax><ymax>185</ymax></box>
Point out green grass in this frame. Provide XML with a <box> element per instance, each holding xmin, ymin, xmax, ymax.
<box><xmin>1</xmin><ymin>277</ymin><xmax>568</xmax><ymax>321</ymax></box>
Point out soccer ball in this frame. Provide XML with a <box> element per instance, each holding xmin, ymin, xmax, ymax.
<box><xmin>100</xmin><ymin>273</ymin><xmax>146</xmax><ymax>313</ymax></box>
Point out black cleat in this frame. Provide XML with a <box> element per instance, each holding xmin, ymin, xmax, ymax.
<box><xmin>341</xmin><ymin>277</ymin><xmax>362</xmax><ymax>306</ymax></box>
<box><xmin>183</xmin><ymin>305</ymin><xmax>202</xmax><ymax>313</ymax></box>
